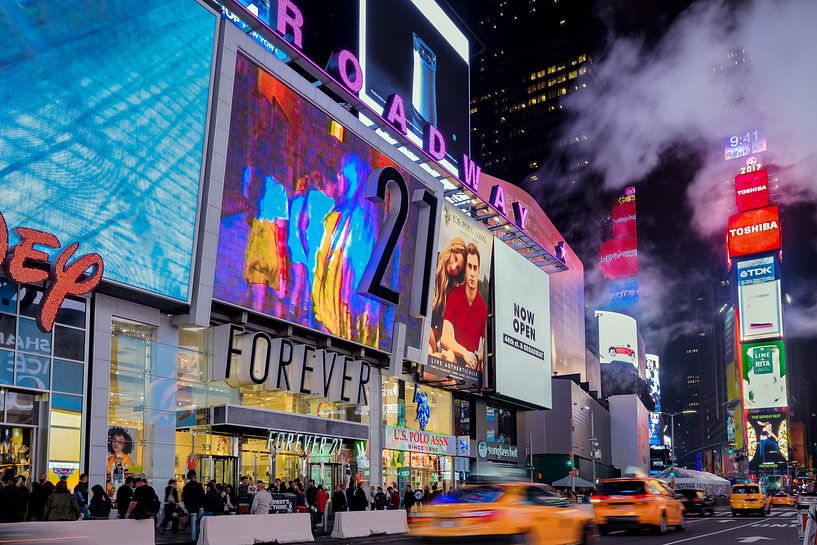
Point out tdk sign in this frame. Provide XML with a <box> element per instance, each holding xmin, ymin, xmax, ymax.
<box><xmin>737</xmin><ymin>256</ymin><xmax>775</xmax><ymax>286</ymax></box>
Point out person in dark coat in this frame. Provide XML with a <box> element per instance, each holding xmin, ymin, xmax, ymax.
<box><xmin>305</xmin><ymin>479</ymin><xmax>318</xmax><ymax>510</ymax></box>
<box><xmin>44</xmin><ymin>479</ymin><xmax>80</xmax><ymax>521</ymax></box>
<box><xmin>115</xmin><ymin>476</ymin><xmax>134</xmax><ymax>518</ymax></box>
<box><xmin>345</xmin><ymin>480</ymin><xmax>355</xmax><ymax>510</ymax></box>
<box><xmin>183</xmin><ymin>472</ymin><xmax>206</xmax><ymax>542</ymax></box>
<box><xmin>403</xmin><ymin>485</ymin><xmax>416</xmax><ymax>513</ymax></box>
<box><xmin>27</xmin><ymin>476</ymin><xmax>52</xmax><ymax>521</ymax></box>
<box><xmin>351</xmin><ymin>482</ymin><xmax>369</xmax><ymax>511</ymax></box>
<box><xmin>202</xmin><ymin>482</ymin><xmax>222</xmax><ymax>517</ymax></box>
<box><xmin>0</xmin><ymin>474</ymin><xmax>21</xmax><ymax>522</ymax></box>
<box><xmin>388</xmin><ymin>486</ymin><xmax>400</xmax><ymax>510</ymax></box>
<box><xmin>331</xmin><ymin>484</ymin><xmax>347</xmax><ymax>513</ymax></box>
<box><xmin>88</xmin><ymin>484</ymin><xmax>112</xmax><ymax>519</ymax></box>
<box><xmin>374</xmin><ymin>486</ymin><xmax>388</xmax><ymax>510</ymax></box>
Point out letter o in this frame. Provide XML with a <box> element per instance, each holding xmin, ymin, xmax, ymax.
<box><xmin>329</xmin><ymin>50</ymin><xmax>363</xmax><ymax>95</ymax></box>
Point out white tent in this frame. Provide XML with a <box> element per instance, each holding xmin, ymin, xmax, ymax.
<box><xmin>552</xmin><ymin>475</ymin><xmax>594</xmax><ymax>489</ymax></box>
<box><xmin>655</xmin><ymin>467</ymin><xmax>731</xmax><ymax>496</ymax></box>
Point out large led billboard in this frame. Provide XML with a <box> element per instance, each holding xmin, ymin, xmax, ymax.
<box><xmin>737</xmin><ymin>256</ymin><xmax>776</xmax><ymax>286</ymax></box>
<box><xmin>361</xmin><ymin>0</ymin><xmax>470</xmax><ymax>175</ymax></box>
<box><xmin>742</xmin><ymin>340</ymin><xmax>787</xmax><ymax>410</ymax></box>
<box><xmin>747</xmin><ymin>410</ymin><xmax>788</xmax><ymax>470</ymax></box>
<box><xmin>724</xmin><ymin>129</ymin><xmax>766</xmax><ymax>161</ymax></box>
<box><xmin>492</xmin><ymin>239</ymin><xmax>552</xmax><ymax>408</ymax></box>
<box><xmin>426</xmin><ymin>203</ymin><xmax>492</xmax><ymax>387</ymax></box>
<box><xmin>0</xmin><ymin>1</ymin><xmax>215</xmax><ymax>301</ymax></box>
<box><xmin>727</xmin><ymin>206</ymin><xmax>781</xmax><ymax>259</ymax></box>
<box><xmin>646</xmin><ymin>354</ymin><xmax>662</xmax><ymax>445</ymax></box>
<box><xmin>738</xmin><ymin>280</ymin><xmax>783</xmax><ymax>341</ymax></box>
<box><xmin>597</xmin><ymin>311</ymin><xmax>639</xmax><ymax>368</ymax></box>
<box><xmin>599</xmin><ymin>237</ymin><xmax>638</xmax><ymax>278</ymax></box>
<box><xmin>735</xmin><ymin>169</ymin><xmax>770</xmax><ymax>212</ymax></box>
<box><xmin>212</xmin><ymin>50</ymin><xmax>430</xmax><ymax>352</ymax></box>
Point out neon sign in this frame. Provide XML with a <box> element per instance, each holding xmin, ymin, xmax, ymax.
<box><xmin>0</xmin><ymin>211</ymin><xmax>104</xmax><ymax>333</ymax></box>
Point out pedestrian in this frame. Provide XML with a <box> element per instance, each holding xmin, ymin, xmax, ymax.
<box><xmin>331</xmin><ymin>484</ymin><xmax>347</xmax><ymax>513</ymax></box>
<box><xmin>286</xmin><ymin>480</ymin><xmax>296</xmax><ymax>494</ymax></box>
<box><xmin>351</xmin><ymin>482</ymin><xmax>369</xmax><ymax>511</ymax></box>
<box><xmin>295</xmin><ymin>483</ymin><xmax>306</xmax><ymax>511</ymax></box>
<box><xmin>0</xmin><ymin>473</ymin><xmax>21</xmax><ymax>522</ymax></box>
<box><xmin>74</xmin><ymin>473</ymin><xmax>90</xmax><ymax>519</ymax></box>
<box><xmin>202</xmin><ymin>481</ymin><xmax>222</xmax><ymax>518</ymax></box>
<box><xmin>16</xmin><ymin>476</ymin><xmax>30</xmax><ymax>521</ymax></box>
<box><xmin>368</xmin><ymin>486</ymin><xmax>376</xmax><ymax>509</ymax></box>
<box><xmin>276</xmin><ymin>478</ymin><xmax>286</xmax><ymax>494</ymax></box>
<box><xmin>115</xmin><ymin>476</ymin><xmax>134</xmax><ymax>518</ymax></box>
<box><xmin>27</xmin><ymin>476</ymin><xmax>52</xmax><ymax>521</ymax></box>
<box><xmin>422</xmin><ymin>485</ymin><xmax>431</xmax><ymax>505</ymax></box>
<box><xmin>126</xmin><ymin>477</ymin><xmax>160</xmax><ymax>520</ymax></box>
<box><xmin>44</xmin><ymin>479</ymin><xmax>80</xmax><ymax>521</ymax></box>
<box><xmin>222</xmin><ymin>484</ymin><xmax>236</xmax><ymax>514</ymax></box>
<box><xmin>237</xmin><ymin>476</ymin><xmax>250</xmax><ymax>497</ymax></box>
<box><xmin>158</xmin><ymin>479</ymin><xmax>179</xmax><ymax>533</ymax></box>
<box><xmin>345</xmin><ymin>480</ymin><xmax>355</xmax><ymax>509</ymax></box>
<box><xmin>403</xmin><ymin>485</ymin><xmax>415</xmax><ymax>513</ymax></box>
<box><xmin>88</xmin><ymin>484</ymin><xmax>112</xmax><ymax>520</ymax></box>
<box><xmin>430</xmin><ymin>483</ymin><xmax>442</xmax><ymax>502</ymax></box>
<box><xmin>182</xmin><ymin>471</ymin><xmax>205</xmax><ymax>541</ymax></box>
<box><xmin>388</xmin><ymin>486</ymin><xmax>400</xmax><ymax>510</ymax></box>
<box><xmin>374</xmin><ymin>486</ymin><xmax>387</xmax><ymax>510</ymax></box>
<box><xmin>316</xmin><ymin>485</ymin><xmax>329</xmax><ymax>516</ymax></box>
<box><xmin>306</xmin><ymin>479</ymin><xmax>318</xmax><ymax>511</ymax></box>
<box><xmin>250</xmin><ymin>481</ymin><xmax>272</xmax><ymax>514</ymax></box>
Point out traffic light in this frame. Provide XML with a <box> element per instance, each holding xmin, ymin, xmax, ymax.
<box><xmin>567</xmin><ymin>453</ymin><xmax>573</xmax><ymax>467</ymax></box>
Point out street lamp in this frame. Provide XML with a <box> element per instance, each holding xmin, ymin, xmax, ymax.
<box><xmin>660</xmin><ymin>410</ymin><xmax>697</xmax><ymax>466</ymax></box>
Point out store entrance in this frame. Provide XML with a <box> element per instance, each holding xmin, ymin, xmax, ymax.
<box><xmin>0</xmin><ymin>425</ymin><xmax>33</xmax><ymax>481</ymax></box>
<box><xmin>307</xmin><ymin>462</ymin><xmax>342</xmax><ymax>488</ymax></box>
<box><xmin>196</xmin><ymin>455</ymin><xmax>238</xmax><ymax>486</ymax></box>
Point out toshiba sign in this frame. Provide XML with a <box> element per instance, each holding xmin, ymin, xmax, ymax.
<box><xmin>727</xmin><ymin>206</ymin><xmax>781</xmax><ymax>259</ymax></box>
<box><xmin>735</xmin><ymin>169</ymin><xmax>770</xmax><ymax>211</ymax></box>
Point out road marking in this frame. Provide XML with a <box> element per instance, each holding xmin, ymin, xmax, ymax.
<box><xmin>662</xmin><ymin>521</ymin><xmax>771</xmax><ymax>545</ymax></box>
<box><xmin>736</xmin><ymin>537</ymin><xmax>772</xmax><ymax>543</ymax></box>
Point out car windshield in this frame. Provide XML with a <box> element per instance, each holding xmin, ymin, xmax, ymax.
<box><xmin>598</xmin><ymin>481</ymin><xmax>646</xmax><ymax>496</ymax></box>
<box><xmin>733</xmin><ymin>486</ymin><xmax>760</xmax><ymax>494</ymax></box>
<box><xmin>676</xmin><ymin>490</ymin><xmax>699</xmax><ymax>499</ymax></box>
<box><xmin>441</xmin><ymin>486</ymin><xmax>505</xmax><ymax>504</ymax></box>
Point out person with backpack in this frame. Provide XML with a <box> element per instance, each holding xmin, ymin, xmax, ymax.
<box><xmin>88</xmin><ymin>485</ymin><xmax>112</xmax><ymax>519</ymax></box>
<box><xmin>126</xmin><ymin>477</ymin><xmax>160</xmax><ymax>520</ymax></box>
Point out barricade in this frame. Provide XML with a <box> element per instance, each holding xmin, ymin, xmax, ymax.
<box><xmin>197</xmin><ymin>512</ymin><xmax>313</xmax><ymax>545</ymax></box>
<box><xmin>0</xmin><ymin>519</ymin><xmax>154</xmax><ymax>545</ymax></box>
<box><xmin>331</xmin><ymin>510</ymin><xmax>409</xmax><ymax>539</ymax></box>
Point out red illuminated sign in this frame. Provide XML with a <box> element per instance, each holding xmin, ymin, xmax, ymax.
<box><xmin>0</xmin><ymin>211</ymin><xmax>104</xmax><ymax>332</ymax></box>
<box><xmin>600</xmin><ymin>236</ymin><xmax>638</xmax><ymax>278</ymax></box>
<box><xmin>735</xmin><ymin>169</ymin><xmax>769</xmax><ymax>211</ymax></box>
<box><xmin>612</xmin><ymin>200</ymin><xmax>636</xmax><ymax>238</ymax></box>
<box><xmin>727</xmin><ymin>206</ymin><xmax>780</xmax><ymax>259</ymax></box>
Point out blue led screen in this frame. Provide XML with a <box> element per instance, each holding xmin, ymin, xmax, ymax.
<box><xmin>0</xmin><ymin>1</ymin><xmax>216</xmax><ymax>301</ymax></box>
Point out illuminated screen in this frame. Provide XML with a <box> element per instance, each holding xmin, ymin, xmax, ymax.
<box><xmin>597</xmin><ymin>311</ymin><xmax>639</xmax><ymax>367</ymax></box>
<box><xmin>727</xmin><ymin>206</ymin><xmax>781</xmax><ymax>259</ymax></box>
<box><xmin>742</xmin><ymin>339</ymin><xmax>787</xmax><ymax>410</ymax></box>
<box><xmin>213</xmin><ymin>52</ymin><xmax>420</xmax><ymax>352</ymax></box>
<box><xmin>0</xmin><ymin>1</ymin><xmax>215</xmax><ymax>301</ymax></box>
<box><xmin>646</xmin><ymin>354</ymin><xmax>662</xmax><ymax>445</ymax></box>
<box><xmin>746</xmin><ymin>410</ymin><xmax>788</xmax><ymax>470</ymax></box>
<box><xmin>738</xmin><ymin>280</ymin><xmax>783</xmax><ymax>342</ymax></box>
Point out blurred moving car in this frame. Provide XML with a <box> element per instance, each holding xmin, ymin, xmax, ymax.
<box><xmin>796</xmin><ymin>492</ymin><xmax>817</xmax><ymax>510</ymax></box>
<box><xmin>591</xmin><ymin>478</ymin><xmax>685</xmax><ymax>535</ymax></box>
<box><xmin>731</xmin><ymin>484</ymin><xmax>771</xmax><ymax>516</ymax></box>
<box><xmin>675</xmin><ymin>489</ymin><xmax>716</xmax><ymax>516</ymax></box>
<box><xmin>770</xmin><ymin>492</ymin><xmax>796</xmax><ymax>507</ymax></box>
<box><xmin>410</xmin><ymin>483</ymin><xmax>597</xmax><ymax>545</ymax></box>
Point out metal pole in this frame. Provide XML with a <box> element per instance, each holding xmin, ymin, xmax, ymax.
<box><xmin>590</xmin><ymin>411</ymin><xmax>596</xmax><ymax>487</ymax></box>
<box><xmin>671</xmin><ymin>413</ymin><xmax>676</xmax><ymax>466</ymax></box>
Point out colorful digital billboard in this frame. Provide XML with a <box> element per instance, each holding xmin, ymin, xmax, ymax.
<box><xmin>426</xmin><ymin>203</ymin><xmax>492</xmax><ymax>387</ymax></box>
<box><xmin>0</xmin><ymin>0</ymin><xmax>215</xmax><ymax>301</ymax></box>
<box><xmin>736</xmin><ymin>256</ymin><xmax>776</xmax><ymax>286</ymax></box>
<box><xmin>646</xmin><ymin>354</ymin><xmax>663</xmax><ymax>446</ymax></box>
<box><xmin>735</xmin><ymin>169</ymin><xmax>770</xmax><ymax>212</ymax></box>
<box><xmin>212</xmin><ymin>51</ymin><xmax>425</xmax><ymax>352</ymax></box>
<box><xmin>741</xmin><ymin>340</ymin><xmax>787</xmax><ymax>410</ymax></box>
<box><xmin>361</xmin><ymin>0</ymin><xmax>470</xmax><ymax>175</ymax></box>
<box><xmin>492</xmin><ymin>239</ymin><xmax>552</xmax><ymax>408</ymax></box>
<box><xmin>738</xmin><ymin>280</ymin><xmax>783</xmax><ymax>341</ymax></box>
<box><xmin>724</xmin><ymin>129</ymin><xmax>766</xmax><ymax>161</ymax></box>
<box><xmin>727</xmin><ymin>206</ymin><xmax>781</xmax><ymax>259</ymax></box>
<box><xmin>597</xmin><ymin>311</ymin><xmax>639</xmax><ymax>368</ymax></box>
<box><xmin>746</xmin><ymin>410</ymin><xmax>788</xmax><ymax>470</ymax></box>
<box><xmin>600</xmin><ymin>237</ymin><xmax>638</xmax><ymax>278</ymax></box>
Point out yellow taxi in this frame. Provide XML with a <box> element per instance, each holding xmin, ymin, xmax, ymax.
<box><xmin>770</xmin><ymin>492</ymin><xmax>796</xmax><ymax>507</ymax></box>
<box><xmin>591</xmin><ymin>478</ymin><xmax>685</xmax><ymax>535</ymax></box>
<box><xmin>410</xmin><ymin>483</ymin><xmax>597</xmax><ymax>545</ymax></box>
<box><xmin>731</xmin><ymin>483</ymin><xmax>771</xmax><ymax>516</ymax></box>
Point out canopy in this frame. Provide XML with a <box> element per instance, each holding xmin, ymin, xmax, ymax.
<box><xmin>654</xmin><ymin>467</ymin><xmax>731</xmax><ymax>496</ymax></box>
<box><xmin>552</xmin><ymin>475</ymin><xmax>594</xmax><ymax>489</ymax></box>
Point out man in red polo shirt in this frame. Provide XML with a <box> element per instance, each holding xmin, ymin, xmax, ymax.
<box><xmin>441</xmin><ymin>243</ymin><xmax>487</xmax><ymax>371</ymax></box>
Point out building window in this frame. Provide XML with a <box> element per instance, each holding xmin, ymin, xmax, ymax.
<box><xmin>454</xmin><ymin>398</ymin><xmax>472</xmax><ymax>438</ymax></box>
<box><xmin>486</xmin><ymin>405</ymin><xmax>515</xmax><ymax>445</ymax></box>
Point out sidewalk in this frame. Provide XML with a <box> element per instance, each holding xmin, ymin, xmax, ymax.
<box><xmin>155</xmin><ymin>530</ymin><xmax>409</xmax><ymax>545</ymax></box>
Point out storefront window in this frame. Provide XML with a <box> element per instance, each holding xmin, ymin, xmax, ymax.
<box><xmin>49</xmin><ymin>394</ymin><xmax>82</xmax><ymax>488</ymax></box>
<box><xmin>383</xmin><ymin>377</ymin><xmax>452</xmax><ymax>435</ymax></box>
<box><xmin>486</xmin><ymin>405</ymin><xmax>516</xmax><ymax>445</ymax></box>
<box><xmin>454</xmin><ymin>398</ymin><xmax>472</xmax><ymax>438</ymax></box>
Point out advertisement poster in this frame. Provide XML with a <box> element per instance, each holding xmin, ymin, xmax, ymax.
<box><xmin>0</xmin><ymin>1</ymin><xmax>215</xmax><ymax>302</ymax></box>
<box><xmin>737</xmin><ymin>256</ymin><xmax>776</xmax><ymax>287</ymax></box>
<box><xmin>727</xmin><ymin>206</ymin><xmax>781</xmax><ymax>259</ymax></box>
<box><xmin>646</xmin><ymin>354</ymin><xmax>662</xmax><ymax>445</ymax></box>
<box><xmin>742</xmin><ymin>340</ymin><xmax>787</xmax><ymax>410</ymax></box>
<box><xmin>492</xmin><ymin>239</ymin><xmax>552</xmax><ymax>408</ymax></box>
<box><xmin>735</xmin><ymin>169</ymin><xmax>770</xmax><ymax>212</ymax></box>
<box><xmin>213</xmin><ymin>52</ymin><xmax>426</xmax><ymax>352</ymax></box>
<box><xmin>361</xmin><ymin>0</ymin><xmax>469</xmax><ymax>174</ymax></box>
<box><xmin>107</xmin><ymin>426</ymin><xmax>138</xmax><ymax>491</ymax></box>
<box><xmin>596</xmin><ymin>311</ymin><xmax>639</xmax><ymax>367</ymax></box>
<box><xmin>426</xmin><ymin>203</ymin><xmax>492</xmax><ymax>387</ymax></box>
<box><xmin>599</xmin><ymin>237</ymin><xmax>639</xmax><ymax>278</ymax></box>
<box><xmin>738</xmin><ymin>280</ymin><xmax>783</xmax><ymax>342</ymax></box>
<box><xmin>747</xmin><ymin>410</ymin><xmax>788</xmax><ymax>470</ymax></box>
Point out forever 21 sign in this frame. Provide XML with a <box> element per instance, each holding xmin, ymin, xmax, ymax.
<box><xmin>210</xmin><ymin>324</ymin><xmax>371</xmax><ymax>405</ymax></box>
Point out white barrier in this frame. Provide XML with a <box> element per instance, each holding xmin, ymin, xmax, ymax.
<box><xmin>331</xmin><ymin>510</ymin><xmax>409</xmax><ymax>539</ymax></box>
<box><xmin>0</xmin><ymin>519</ymin><xmax>154</xmax><ymax>545</ymax></box>
<box><xmin>197</xmin><ymin>513</ymin><xmax>314</xmax><ymax>545</ymax></box>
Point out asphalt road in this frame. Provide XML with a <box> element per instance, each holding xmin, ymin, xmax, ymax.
<box><xmin>597</xmin><ymin>507</ymin><xmax>803</xmax><ymax>545</ymax></box>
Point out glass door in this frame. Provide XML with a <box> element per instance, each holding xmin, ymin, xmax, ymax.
<box><xmin>212</xmin><ymin>456</ymin><xmax>238</xmax><ymax>487</ymax></box>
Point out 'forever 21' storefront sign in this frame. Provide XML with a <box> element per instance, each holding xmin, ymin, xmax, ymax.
<box><xmin>210</xmin><ymin>324</ymin><xmax>371</xmax><ymax>405</ymax></box>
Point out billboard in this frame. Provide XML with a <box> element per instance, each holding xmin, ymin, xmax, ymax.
<box><xmin>426</xmin><ymin>203</ymin><xmax>492</xmax><ymax>387</ymax></box>
<box><xmin>492</xmin><ymin>239</ymin><xmax>552</xmax><ymax>408</ymax></box>
<box><xmin>599</xmin><ymin>237</ymin><xmax>638</xmax><ymax>278</ymax></box>
<box><xmin>646</xmin><ymin>354</ymin><xmax>663</xmax><ymax>445</ymax></box>
<box><xmin>742</xmin><ymin>340</ymin><xmax>787</xmax><ymax>410</ymax></box>
<box><xmin>0</xmin><ymin>1</ymin><xmax>215</xmax><ymax>301</ymax></box>
<box><xmin>597</xmin><ymin>311</ymin><xmax>639</xmax><ymax>367</ymax></box>
<box><xmin>361</xmin><ymin>0</ymin><xmax>470</xmax><ymax>175</ymax></box>
<box><xmin>747</xmin><ymin>410</ymin><xmax>788</xmax><ymax>470</ymax></box>
<box><xmin>212</xmin><ymin>50</ymin><xmax>429</xmax><ymax>352</ymax></box>
<box><xmin>738</xmin><ymin>280</ymin><xmax>783</xmax><ymax>341</ymax></box>
<box><xmin>727</xmin><ymin>405</ymin><xmax>745</xmax><ymax>451</ymax></box>
<box><xmin>736</xmin><ymin>256</ymin><xmax>776</xmax><ymax>286</ymax></box>
<box><xmin>735</xmin><ymin>169</ymin><xmax>770</xmax><ymax>212</ymax></box>
<box><xmin>724</xmin><ymin>129</ymin><xmax>766</xmax><ymax>161</ymax></box>
<box><xmin>609</xmin><ymin>278</ymin><xmax>639</xmax><ymax>309</ymax></box>
<box><xmin>727</xmin><ymin>206</ymin><xmax>781</xmax><ymax>259</ymax></box>
<box><xmin>612</xmin><ymin>200</ymin><xmax>637</xmax><ymax>238</ymax></box>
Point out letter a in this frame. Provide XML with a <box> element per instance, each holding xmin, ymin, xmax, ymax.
<box><xmin>384</xmin><ymin>94</ymin><xmax>408</xmax><ymax>135</ymax></box>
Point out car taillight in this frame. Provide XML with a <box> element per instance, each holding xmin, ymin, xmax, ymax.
<box><xmin>590</xmin><ymin>495</ymin><xmax>608</xmax><ymax>503</ymax></box>
<box><xmin>464</xmin><ymin>510</ymin><xmax>499</xmax><ymax>522</ymax></box>
<box><xmin>633</xmin><ymin>494</ymin><xmax>655</xmax><ymax>501</ymax></box>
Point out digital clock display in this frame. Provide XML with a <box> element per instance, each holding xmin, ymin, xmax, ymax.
<box><xmin>724</xmin><ymin>129</ymin><xmax>767</xmax><ymax>161</ymax></box>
